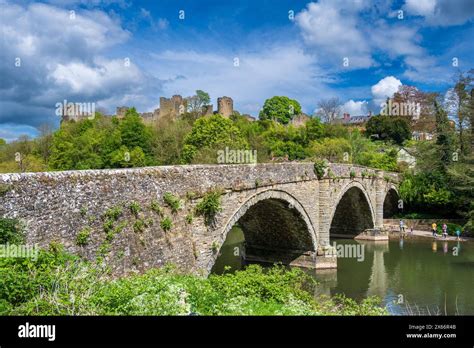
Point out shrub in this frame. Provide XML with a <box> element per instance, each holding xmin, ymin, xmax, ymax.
<box><xmin>129</xmin><ymin>202</ymin><xmax>141</xmax><ymax>218</ymax></box>
<box><xmin>0</xmin><ymin>218</ymin><xmax>25</xmax><ymax>244</ymax></box>
<box><xmin>313</xmin><ymin>159</ymin><xmax>327</xmax><ymax>179</ymax></box>
<box><xmin>150</xmin><ymin>200</ymin><xmax>163</xmax><ymax>216</ymax></box>
<box><xmin>104</xmin><ymin>206</ymin><xmax>123</xmax><ymax>221</ymax></box>
<box><xmin>133</xmin><ymin>219</ymin><xmax>145</xmax><ymax>233</ymax></box>
<box><xmin>76</xmin><ymin>227</ymin><xmax>91</xmax><ymax>246</ymax></box>
<box><xmin>0</xmin><ymin>247</ymin><xmax>388</xmax><ymax>316</ymax></box>
<box><xmin>160</xmin><ymin>217</ymin><xmax>172</xmax><ymax>231</ymax></box>
<box><xmin>350</xmin><ymin>170</ymin><xmax>356</xmax><ymax>179</ymax></box>
<box><xmin>163</xmin><ymin>193</ymin><xmax>181</xmax><ymax>213</ymax></box>
<box><xmin>195</xmin><ymin>190</ymin><xmax>222</xmax><ymax>223</ymax></box>
<box><xmin>103</xmin><ymin>219</ymin><xmax>114</xmax><ymax>234</ymax></box>
<box><xmin>185</xmin><ymin>214</ymin><xmax>194</xmax><ymax>224</ymax></box>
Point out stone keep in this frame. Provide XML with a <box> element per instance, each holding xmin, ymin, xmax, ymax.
<box><xmin>217</xmin><ymin>96</ymin><xmax>233</xmax><ymax>117</ymax></box>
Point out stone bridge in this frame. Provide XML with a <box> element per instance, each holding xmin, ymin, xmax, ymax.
<box><xmin>0</xmin><ymin>163</ymin><xmax>399</xmax><ymax>276</ymax></box>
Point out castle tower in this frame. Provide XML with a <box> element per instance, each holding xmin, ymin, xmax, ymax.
<box><xmin>159</xmin><ymin>95</ymin><xmax>187</xmax><ymax>118</ymax></box>
<box><xmin>116</xmin><ymin>106</ymin><xmax>129</xmax><ymax>119</ymax></box>
<box><xmin>217</xmin><ymin>96</ymin><xmax>233</xmax><ymax>117</ymax></box>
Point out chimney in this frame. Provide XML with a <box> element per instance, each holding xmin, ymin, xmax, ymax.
<box><xmin>343</xmin><ymin>113</ymin><xmax>350</xmax><ymax>121</ymax></box>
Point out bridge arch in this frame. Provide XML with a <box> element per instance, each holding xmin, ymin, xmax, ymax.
<box><xmin>329</xmin><ymin>181</ymin><xmax>376</xmax><ymax>237</ymax></box>
<box><xmin>383</xmin><ymin>186</ymin><xmax>400</xmax><ymax>218</ymax></box>
<box><xmin>208</xmin><ymin>189</ymin><xmax>318</xmax><ymax>271</ymax></box>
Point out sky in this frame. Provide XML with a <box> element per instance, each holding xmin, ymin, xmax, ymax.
<box><xmin>0</xmin><ymin>0</ymin><xmax>473</xmax><ymax>141</ymax></box>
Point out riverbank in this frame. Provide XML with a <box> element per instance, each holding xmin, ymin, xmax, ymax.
<box><xmin>388</xmin><ymin>229</ymin><xmax>473</xmax><ymax>242</ymax></box>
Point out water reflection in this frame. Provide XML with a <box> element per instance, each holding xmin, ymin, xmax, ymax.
<box><xmin>212</xmin><ymin>227</ymin><xmax>474</xmax><ymax>315</ymax></box>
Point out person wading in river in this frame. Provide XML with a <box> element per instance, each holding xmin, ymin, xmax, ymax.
<box><xmin>442</xmin><ymin>223</ymin><xmax>448</xmax><ymax>239</ymax></box>
<box><xmin>432</xmin><ymin>222</ymin><xmax>437</xmax><ymax>237</ymax></box>
<box><xmin>399</xmin><ymin>220</ymin><xmax>405</xmax><ymax>234</ymax></box>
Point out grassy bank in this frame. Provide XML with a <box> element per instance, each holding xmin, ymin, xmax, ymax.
<box><xmin>0</xmin><ymin>246</ymin><xmax>387</xmax><ymax>316</ymax></box>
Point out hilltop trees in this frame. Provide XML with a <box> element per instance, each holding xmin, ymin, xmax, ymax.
<box><xmin>48</xmin><ymin>112</ymin><xmax>155</xmax><ymax>170</ymax></box>
<box><xmin>259</xmin><ymin>96</ymin><xmax>301</xmax><ymax>124</ymax></box>
<box><xmin>365</xmin><ymin>115</ymin><xmax>411</xmax><ymax>145</ymax></box>
<box><xmin>315</xmin><ymin>97</ymin><xmax>342</xmax><ymax>123</ymax></box>
<box><xmin>186</xmin><ymin>90</ymin><xmax>211</xmax><ymax>115</ymax></box>
<box><xmin>181</xmin><ymin>115</ymin><xmax>248</xmax><ymax>164</ymax></box>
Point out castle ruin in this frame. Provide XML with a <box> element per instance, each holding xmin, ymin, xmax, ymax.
<box><xmin>217</xmin><ymin>96</ymin><xmax>233</xmax><ymax>117</ymax></box>
<box><xmin>61</xmin><ymin>95</ymin><xmax>244</xmax><ymax>125</ymax></box>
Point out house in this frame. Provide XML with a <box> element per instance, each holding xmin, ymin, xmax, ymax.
<box><xmin>397</xmin><ymin>147</ymin><xmax>416</xmax><ymax>168</ymax></box>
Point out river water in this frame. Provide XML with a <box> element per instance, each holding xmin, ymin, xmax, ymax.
<box><xmin>212</xmin><ymin>227</ymin><xmax>474</xmax><ymax>315</ymax></box>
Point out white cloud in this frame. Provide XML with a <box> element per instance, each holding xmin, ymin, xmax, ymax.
<box><xmin>150</xmin><ymin>46</ymin><xmax>334</xmax><ymax>116</ymax></box>
<box><xmin>295</xmin><ymin>1</ymin><xmax>373</xmax><ymax>69</ymax></box>
<box><xmin>371</xmin><ymin>76</ymin><xmax>402</xmax><ymax>106</ymax></box>
<box><xmin>404</xmin><ymin>0</ymin><xmax>436</xmax><ymax>16</ymax></box>
<box><xmin>342</xmin><ymin>100</ymin><xmax>369</xmax><ymax>115</ymax></box>
<box><xmin>0</xmin><ymin>2</ymin><xmax>155</xmax><ymax>136</ymax></box>
<box><xmin>50</xmin><ymin>58</ymin><xmax>144</xmax><ymax>95</ymax></box>
<box><xmin>404</xmin><ymin>0</ymin><xmax>474</xmax><ymax>26</ymax></box>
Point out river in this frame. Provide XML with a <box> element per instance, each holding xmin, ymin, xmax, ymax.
<box><xmin>211</xmin><ymin>227</ymin><xmax>474</xmax><ymax>315</ymax></box>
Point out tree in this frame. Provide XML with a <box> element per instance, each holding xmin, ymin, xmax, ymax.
<box><xmin>35</xmin><ymin>124</ymin><xmax>54</xmax><ymax>163</ymax></box>
<box><xmin>305</xmin><ymin>117</ymin><xmax>324</xmax><ymax>141</ymax></box>
<box><xmin>262</xmin><ymin>123</ymin><xmax>308</xmax><ymax>160</ymax></box>
<box><xmin>434</xmin><ymin>101</ymin><xmax>455</xmax><ymax>169</ymax></box>
<box><xmin>365</xmin><ymin>115</ymin><xmax>411</xmax><ymax>145</ymax></box>
<box><xmin>445</xmin><ymin>71</ymin><xmax>473</xmax><ymax>154</ymax></box>
<box><xmin>119</xmin><ymin>108</ymin><xmax>152</xmax><ymax>157</ymax></box>
<box><xmin>259</xmin><ymin>96</ymin><xmax>301</xmax><ymax>124</ymax></box>
<box><xmin>186</xmin><ymin>90</ymin><xmax>211</xmax><ymax>114</ymax></box>
<box><xmin>0</xmin><ymin>139</ymin><xmax>6</xmax><ymax>146</ymax></box>
<box><xmin>309</xmin><ymin>138</ymin><xmax>351</xmax><ymax>162</ymax></box>
<box><xmin>181</xmin><ymin>115</ymin><xmax>248</xmax><ymax>163</ymax></box>
<box><xmin>315</xmin><ymin>97</ymin><xmax>342</xmax><ymax>123</ymax></box>
<box><xmin>392</xmin><ymin>85</ymin><xmax>438</xmax><ymax>132</ymax></box>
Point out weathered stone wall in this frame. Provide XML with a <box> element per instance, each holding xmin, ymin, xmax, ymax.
<box><xmin>0</xmin><ymin>163</ymin><xmax>398</xmax><ymax>276</ymax></box>
<box><xmin>217</xmin><ymin>96</ymin><xmax>233</xmax><ymax>117</ymax></box>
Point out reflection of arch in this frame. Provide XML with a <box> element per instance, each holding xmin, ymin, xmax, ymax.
<box><xmin>329</xmin><ymin>182</ymin><xmax>375</xmax><ymax>237</ymax></box>
<box><xmin>383</xmin><ymin>187</ymin><xmax>400</xmax><ymax>218</ymax></box>
<box><xmin>208</xmin><ymin>190</ymin><xmax>318</xmax><ymax>271</ymax></box>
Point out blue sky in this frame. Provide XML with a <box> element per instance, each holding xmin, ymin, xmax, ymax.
<box><xmin>1</xmin><ymin>0</ymin><xmax>473</xmax><ymax>141</ymax></box>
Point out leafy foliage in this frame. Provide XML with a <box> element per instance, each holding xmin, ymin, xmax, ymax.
<box><xmin>0</xmin><ymin>248</ymin><xmax>387</xmax><ymax>316</ymax></box>
<box><xmin>181</xmin><ymin>115</ymin><xmax>248</xmax><ymax>163</ymax></box>
<box><xmin>365</xmin><ymin>115</ymin><xmax>411</xmax><ymax>145</ymax></box>
<box><xmin>195</xmin><ymin>190</ymin><xmax>222</xmax><ymax>223</ymax></box>
<box><xmin>163</xmin><ymin>192</ymin><xmax>181</xmax><ymax>213</ymax></box>
<box><xmin>0</xmin><ymin>218</ymin><xmax>24</xmax><ymax>244</ymax></box>
<box><xmin>259</xmin><ymin>96</ymin><xmax>302</xmax><ymax>125</ymax></box>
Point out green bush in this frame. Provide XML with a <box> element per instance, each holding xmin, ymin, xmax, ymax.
<box><xmin>160</xmin><ymin>217</ymin><xmax>172</xmax><ymax>231</ymax></box>
<box><xmin>195</xmin><ymin>190</ymin><xmax>222</xmax><ymax>223</ymax></box>
<box><xmin>0</xmin><ymin>218</ymin><xmax>24</xmax><ymax>244</ymax></box>
<box><xmin>129</xmin><ymin>202</ymin><xmax>141</xmax><ymax>218</ymax></box>
<box><xmin>133</xmin><ymin>219</ymin><xmax>145</xmax><ymax>233</ymax></box>
<box><xmin>313</xmin><ymin>159</ymin><xmax>327</xmax><ymax>179</ymax></box>
<box><xmin>0</xmin><ymin>245</ymin><xmax>387</xmax><ymax>316</ymax></box>
<box><xmin>76</xmin><ymin>227</ymin><xmax>91</xmax><ymax>246</ymax></box>
<box><xmin>150</xmin><ymin>200</ymin><xmax>163</xmax><ymax>216</ymax></box>
<box><xmin>103</xmin><ymin>206</ymin><xmax>123</xmax><ymax>221</ymax></box>
<box><xmin>163</xmin><ymin>193</ymin><xmax>181</xmax><ymax>213</ymax></box>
